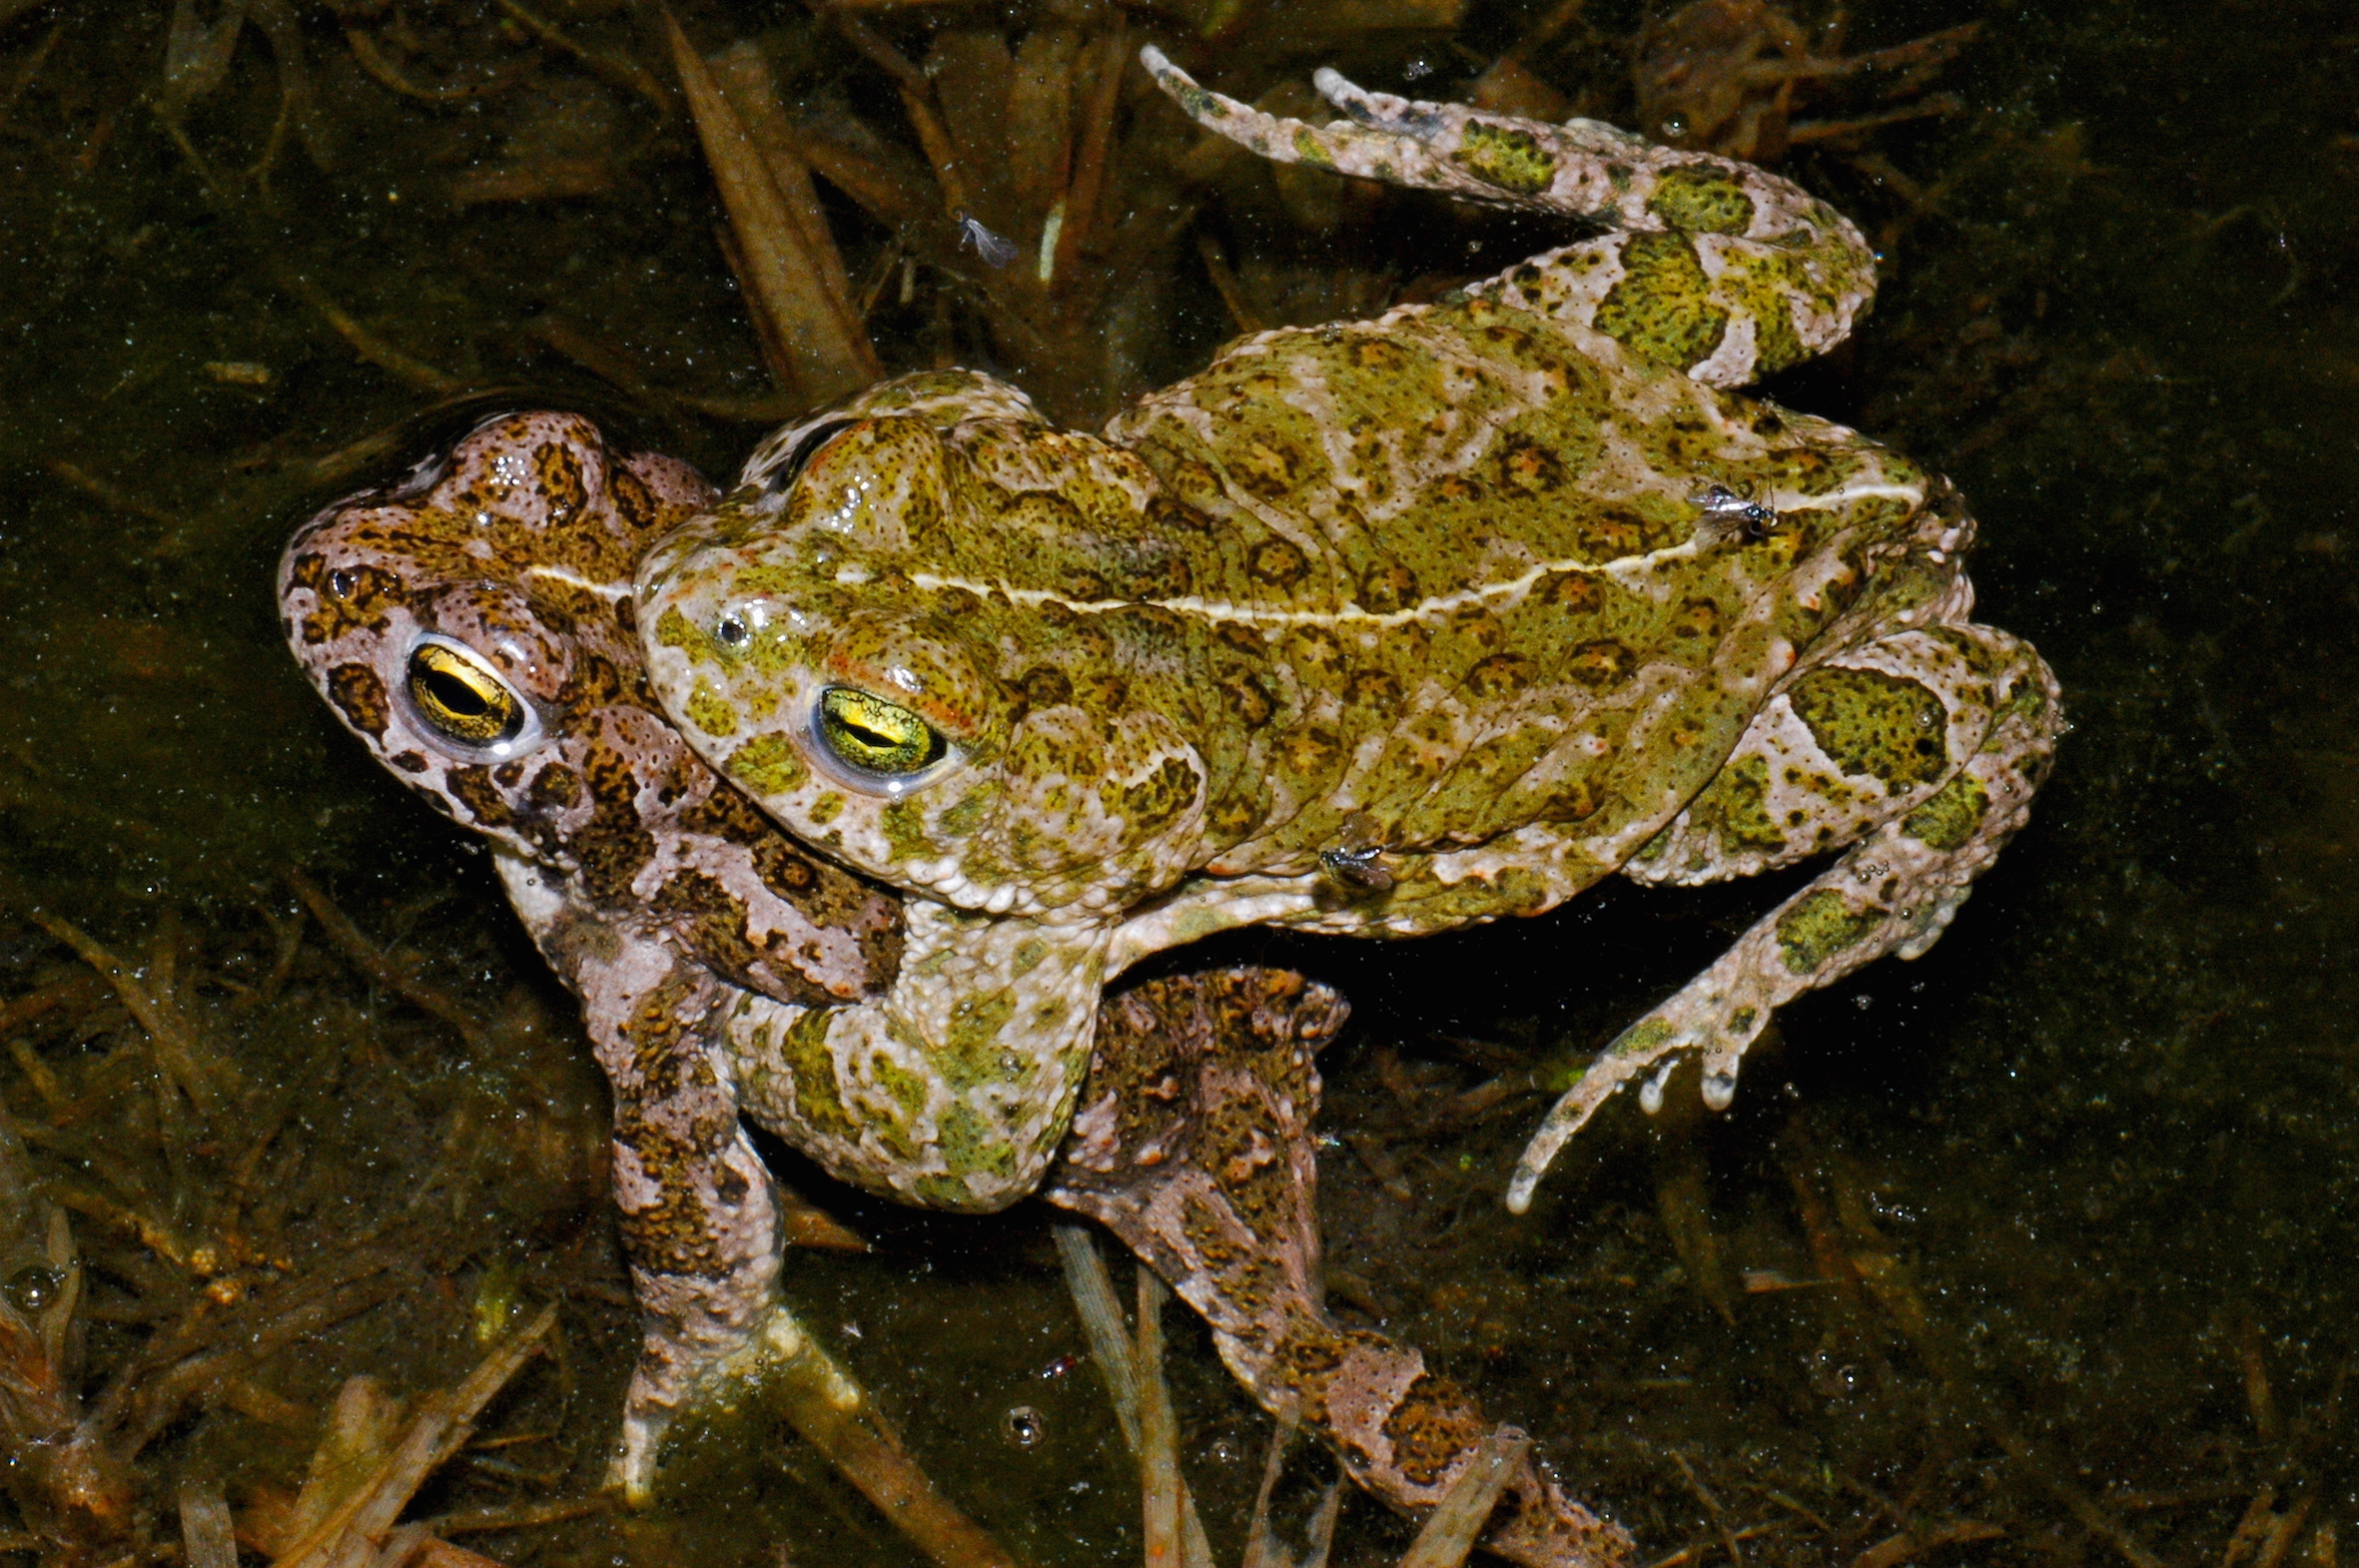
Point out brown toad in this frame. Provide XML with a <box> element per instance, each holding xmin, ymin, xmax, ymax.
<box><xmin>279</xmin><ymin>409</ymin><xmax>1632</xmax><ymax>1564</ymax></box>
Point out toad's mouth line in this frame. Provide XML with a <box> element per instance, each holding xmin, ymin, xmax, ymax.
<box><xmin>899</xmin><ymin>477</ymin><xmax>1923</xmax><ymax>631</ymax></box>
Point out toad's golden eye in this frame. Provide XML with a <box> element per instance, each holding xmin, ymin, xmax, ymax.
<box><xmin>406</xmin><ymin>641</ymin><xmax>525</xmax><ymax>747</ymax></box>
<box><xmin>819</xmin><ymin>687</ymin><xmax>945</xmax><ymax>776</ymax></box>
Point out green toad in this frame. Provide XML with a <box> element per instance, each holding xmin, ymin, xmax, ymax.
<box><xmin>638</xmin><ymin>51</ymin><xmax>2063</xmax><ymax>1216</ymax></box>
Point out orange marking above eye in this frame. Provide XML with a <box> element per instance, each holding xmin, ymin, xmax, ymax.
<box><xmin>820</xmin><ymin>645</ymin><xmax>995</xmax><ymax>740</ymax></box>
<box><xmin>824</xmin><ymin>663</ymin><xmax>988</xmax><ymax>737</ymax></box>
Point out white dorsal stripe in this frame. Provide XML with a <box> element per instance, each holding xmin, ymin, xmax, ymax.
<box><xmin>526</xmin><ymin>564</ymin><xmax>631</xmax><ymax>601</ymax></box>
<box><xmin>903</xmin><ymin>479</ymin><xmax>1919</xmax><ymax>630</ymax></box>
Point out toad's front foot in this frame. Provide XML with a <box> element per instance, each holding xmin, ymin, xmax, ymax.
<box><xmin>602</xmin><ymin>1123</ymin><xmax>794</xmax><ymax>1505</ymax></box>
<box><xmin>1505</xmin><ymin>971</ymin><xmax>1777</xmax><ymax>1215</ymax></box>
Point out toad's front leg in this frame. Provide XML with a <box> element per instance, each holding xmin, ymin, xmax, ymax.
<box><xmin>496</xmin><ymin>856</ymin><xmax>901</xmax><ymax>1499</ymax></box>
<box><xmin>723</xmin><ymin>898</ymin><xmax>1114</xmax><ymax>1213</ymax></box>
<box><xmin>527</xmin><ymin>892</ymin><xmax>1013</xmax><ymax>1565</ymax></box>
<box><xmin>1509</xmin><ymin>614</ymin><xmax>2062</xmax><ymax>1210</ymax></box>
<box><xmin>521</xmin><ymin>899</ymin><xmax>794</xmax><ymax>1499</ymax></box>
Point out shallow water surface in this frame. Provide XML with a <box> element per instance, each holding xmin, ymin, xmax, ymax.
<box><xmin>3</xmin><ymin>0</ymin><xmax>2356</xmax><ymax>1563</ymax></box>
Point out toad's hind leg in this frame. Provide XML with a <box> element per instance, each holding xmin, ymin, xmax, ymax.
<box><xmin>1506</xmin><ymin>625</ymin><xmax>2062</xmax><ymax>1212</ymax></box>
<box><xmin>1048</xmin><ymin>969</ymin><xmax>1634</xmax><ymax>1567</ymax></box>
<box><xmin>1139</xmin><ymin>47</ymin><xmax>1877</xmax><ymax>386</ymax></box>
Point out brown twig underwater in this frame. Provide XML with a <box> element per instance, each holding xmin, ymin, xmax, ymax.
<box><xmin>664</xmin><ymin>11</ymin><xmax>875</xmax><ymax>406</ymax></box>
<box><xmin>288</xmin><ymin>868</ymin><xmax>490</xmax><ymax>1055</ymax></box>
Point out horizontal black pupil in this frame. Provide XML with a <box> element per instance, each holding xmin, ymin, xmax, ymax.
<box><xmin>422</xmin><ymin>668</ymin><xmax>491</xmax><ymax>717</ymax></box>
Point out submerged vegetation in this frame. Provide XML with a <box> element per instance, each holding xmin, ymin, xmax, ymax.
<box><xmin>6</xmin><ymin>0</ymin><xmax>2359</xmax><ymax>1563</ymax></box>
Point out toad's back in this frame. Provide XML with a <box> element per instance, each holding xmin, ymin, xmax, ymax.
<box><xmin>636</xmin><ymin>50</ymin><xmax>2058</xmax><ymax>1237</ymax></box>
<box><xmin>851</xmin><ymin>284</ymin><xmax>1938</xmax><ymax>897</ymax></box>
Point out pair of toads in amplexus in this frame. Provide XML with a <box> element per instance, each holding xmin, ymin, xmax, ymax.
<box><xmin>281</xmin><ymin>47</ymin><xmax>2059</xmax><ymax>1567</ymax></box>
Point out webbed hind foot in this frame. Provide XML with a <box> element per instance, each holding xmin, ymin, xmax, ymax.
<box><xmin>1139</xmin><ymin>45</ymin><xmax>1877</xmax><ymax>385</ymax></box>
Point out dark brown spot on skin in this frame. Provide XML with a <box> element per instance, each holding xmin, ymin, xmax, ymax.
<box><xmin>533</xmin><ymin>440</ymin><xmax>589</xmax><ymax>525</ymax></box>
<box><xmin>1215</xmin><ymin>622</ymin><xmax>1265</xmax><ymax>656</ymax></box>
<box><xmin>1567</xmin><ymin>639</ymin><xmax>1638</xmax><ymax>688</ymax></box>
<box><xmin>446</xmin><ymin>765</ymin><xmax>516</xmax><ymax>827</ymax></box>
<box><xmin>1465</xmin><ymin>652</ymin><xmax>1534</xmax><ymax>699</ymax></box>
<box><xmin>298</xmin><ymin>558</ymin><xmax>406</xmax><ymax>645</ymax></box>
<box><xmin>493</xmin><ymin>760</ymin><xmax>525</xmax><ymax>788</ymax></box>
<box><xmin>609</xmin><ymin>460</ymin><xmax>661</xmax><ymax>528</ymax></box>
<box><xmin>1272</xmin><ymin>1325</ymin><xmax>1347</xmax><ymax>1408</ymax></box>
<box><xmin>1167</xmin><ymin>457</ymin><xmax>1226</xmax><ymax>507</ymax></box>
<box><xmin>1074</xmin><ymin>673</ymin><xmax>1129</xmax><ymax>713</ymax></box>
<box><xmin>1286</xmin><ymin>626</ymin><xmax>1343</xmax><ymax>673</ymax></box>
<box><xmin>651</xmin><ymin>869</ymin><xmax>765</xmax><ymax>990</ymax></box>
<box><xmin>1235</xmin><ymin>676</ymin><xmax>1276</xmax><ymax>728</ymax></box>
<box><xmin>1536</xmin><ymin>774</ymin><xmax>1601</xmax><ymax>821</ymax></box>
<box><xmin>763</xmin><ymin>846</ymin><xmax>817</xmax><ymax>892</ymax></box>
<box><xmin>1547</xmin><ymin>572</ymin><xmax>1604</xmax><ymax>612</ymax></box>
<box><xmin>520</xmin><ymin>597</ymin><xmax>578</xmax><ymax>639</ymax></box>
<box><xmin>1110</xmin><ymin>604</ymin><xmax>1187</xmax><ymax>652</ymax></box>
<box><xmin>1344</xmin><ymin>668</ymin><xmax>1402</xmax><ymax>707</ymax></box>
<box><xmin>1110</xmin><ymin>756</ymin><xmax>1200</xmax><ymax>837</ymax></box>
<box><xmin>573</xmin><ymin>742</ymin><xmax>658</xmax><ymax>903</ymax></box>
<box><xmin>1676</xmin><ymin>596</ymin><xmax>1724</xmax><ymax>638</ymax></box>
<box><xmin>1232</xmin><ymin>440</ymin><xmax>1303</xmax><ymax>500</ymax></box>
<box><xmin>562</xmin><ymin>652</ymin><xmax>631</xmax><ymax>710</ymax></box>
<box><xmin>1248</xmin><ymin>536</ymin><xmax>1310</xmax><ymax>588</ymax></box>
<box><xmin>1201</xmin><ymin>1098</ymin><xmax>1287</xmax><ymax>1217</ymax></box>
<box><xmin>529</xmin><ymin>763</ymin><xmax>583</xmax><ymax>810</ymax></box>
<box><xmin>1478</xmin><ymin>322</ymin><xmax>1539</xmax><ymax>358</ymax></box>
<box><xmin>1451</xmin><ymin>606</ymin><xmax>1505</xmax><ymax>649</ymax></box>
<box><xmin>1146</xmin><ymin>493</ymin><xmax>1211</xmax><ymax>533</ymax></box>
<box><xmin>1358</xmin><ymin>561</ymin><xmax>1419</xmax><ymax>613</ymax></box>
<box><xmin>1014</xmin><ymin>665</ymin><xmax>1075</xmax><ymax>720</ymax></box>
<box><xmin>1495</xmin><ymin>432</ymin><xmax>1567</xmax><ymax>495</ymax></box>
<box><xmin>1116</xmin><ymin>544</ymin><xmax>1192</xmax><ymax>599</ymax></box>
<box><xmin>1583</xmin><ymin>508</ymin><xmax>1653</xmax><ymax>555</ymax></box>
<box><xmin>1380</xmin><ymin>1373</ymin><xmax>1488</xmax><ymax>1488</ymax></box>
<box><xmin>327</xmin><ymin>663</ymin><xmax>391</xmax><ymax>739</ymax></box>
<box><xmin>390</xmin><ymin>750</ymin><xmax>429</xmax><ymax>773</ymax></box>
